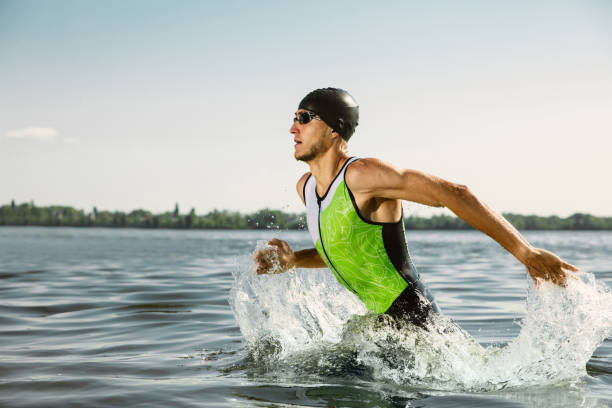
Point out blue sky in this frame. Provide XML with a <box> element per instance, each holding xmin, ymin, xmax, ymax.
<box><xmin>1</xmin><ymin>1</ymin><xmax>611</xmax><ymax>216</ymax></box>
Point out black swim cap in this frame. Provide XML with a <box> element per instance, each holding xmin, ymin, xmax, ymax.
<box><xmin>298</xmin><ymin>88</ymin><xmax>359</xmax><ymax>141</ymax></box>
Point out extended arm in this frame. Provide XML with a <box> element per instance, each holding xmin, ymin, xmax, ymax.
<box><xmin>346</xmin><ymin>158</ymin><xmax>578</xmax><ymax>287</ymax></box>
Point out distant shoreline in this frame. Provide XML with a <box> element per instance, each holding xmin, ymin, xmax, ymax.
<box><xmin>2</xmin><ymin>201</ymin><xmax>612</xmax><ymax>230</ymax></box>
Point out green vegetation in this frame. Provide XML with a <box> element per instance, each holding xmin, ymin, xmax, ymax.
<box><xmin>1</xmin><ymin>200</ymin><xmax>611</xmax><ymax>230</ymax></box>
<box><xmin>0</xmin><ymin>201</ymin><xmax>305</xmax><ymax>230</ymax></box>
<box><xmin>404</xmin><ymin>213</ymin><xmax>612</xmax><ymax>230</ymax></box>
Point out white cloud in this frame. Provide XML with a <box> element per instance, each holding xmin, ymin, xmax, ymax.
<box><xmin>5</xmin><ymin>127</ymin><xmax>59</xmax><ymax>140</ymax></box>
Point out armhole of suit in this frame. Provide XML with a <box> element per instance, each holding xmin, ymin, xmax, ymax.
<box><xmin>344</xmin><ymin>159</ymin><xmax>402</xmax><ymax>226</ymax></box>
<box><xmin>300</xmin><ymin>173</ymin><xmax>312</xmax><ymax>206</ymax></box>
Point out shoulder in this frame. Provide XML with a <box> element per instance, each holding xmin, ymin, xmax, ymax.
<box><xmin>345</xmin><ymin>157</ymin><xmax>401</xmax><ymax>192</ymax></box>
<box><xmin>296</xmin><ymin>172</ymin><xmax>311</xmax><ymax>205</ymax></box>
<box><xmin>347</xmin><ymin>157</ymin><xmax>398</xmax><ymax>175</ymax></box>
<box><xmin>297</xmin><ymin>172</ymin><xmax>311</xmax><ymax>190</ymax></box>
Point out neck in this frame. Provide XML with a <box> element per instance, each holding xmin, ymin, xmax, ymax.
<box><xmin>307</xmin><ymin>149</ymin><xmax>350</xmax><ymax>194</ymax></box>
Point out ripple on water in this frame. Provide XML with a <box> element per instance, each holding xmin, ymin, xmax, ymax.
<box><xmin>1</xmin><ymin>228</ymin><xmax>611</xmax><ymax>407</ymax></box>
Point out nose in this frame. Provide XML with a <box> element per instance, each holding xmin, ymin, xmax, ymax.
<box><xmin>290</xmin><ymin>120</ymin><xmax>298</xmax><ymax>134</ymax></box>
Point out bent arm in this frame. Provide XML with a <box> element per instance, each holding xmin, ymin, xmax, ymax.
<box><xmin>255</xmin><ymin>239</ymin><xmax>326</xmax><ymax>274</ymax></box>
<box><xmin>293</xmin><ymin>248</ymin><xmax>327</xmax><ymax>268</ymax></box>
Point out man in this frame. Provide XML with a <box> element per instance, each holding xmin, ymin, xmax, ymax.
<box><xmin>255</xmin><ymin>87</ymin><xmax>578</xmax><ymax>326</ymax></box>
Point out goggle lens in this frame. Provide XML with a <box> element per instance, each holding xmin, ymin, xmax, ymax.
<box><xmin>293</xmin><ymin>111</ymin><xmax>318</xmax><ymax>125</ymax></box>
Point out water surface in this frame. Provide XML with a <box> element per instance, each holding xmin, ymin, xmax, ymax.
<box><xmin>1</xmin><ymin>227</ymin><xmax>611</xmax><ymax>407</ymax></box>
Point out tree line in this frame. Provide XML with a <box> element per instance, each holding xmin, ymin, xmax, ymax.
<box><xmin>1</xmin><ymin>200</ymin><xmax>612</xmax><ymax>230</ymax></box>
<box><xmin>0</xmin><ymin>201</ymin><xmax>305</xmax><ymax>230</ymax></box>
<box><xmin>403</xmin><ymin>213</ymin><xmax>612</xmax><ymax>230</ymax></box>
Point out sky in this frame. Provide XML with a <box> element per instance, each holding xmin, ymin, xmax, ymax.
<box><xmin>1</xmin><ymin>0</ymin><xmax>611</xmax><ymax>217</ymax></box>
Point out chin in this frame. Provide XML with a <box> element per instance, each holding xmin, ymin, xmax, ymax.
<box><xmin>295</xmin><ymin>151</ymin><xmax>315</xmax><ymax>162</ymax></box>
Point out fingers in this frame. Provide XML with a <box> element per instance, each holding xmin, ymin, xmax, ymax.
<box><xmin>563</xmin><ymin>261</ymin><xmax>580</xmax><ymax>272</ymax></box>
<box><xmin>534</xmin><ymin>277</ymin><xmax>541</xmax><ymax>290</ymax></box>
<box><xmin>533</xmin><ymin>271</ymin><xmax>566</xmax><ymax>288</ymax></box>
<box><xmin>529</xmin><ymin>266</ymin><xmax>567</xmax><ymax>288</ymax></box>
<box><xmin>549</xmin><ymin>260</ymin><xmax>579</xmax><ymax>287</ymax></box>
<box><xmin>563</xmin><ymin>262</ymin><xmax>580</xmax><ymax>282</ymax></box>
<box><xmin>254</xmin><ymin>253</ymin><xmax>269</xmax><ymax>275</ymax></box>
<box><xmin>555</xmin><ymin>271</ymin><xmax>568</xmax><ymax>288</ymax></box>
<box><xmin>549</xmin><ymin>265</ymin><xmax>567</xmax><ymax>287</ymax></box>
<box><xmin>254</xmin><ymin>239</ymin><xmax>287</xmax><ymax>275</ymax></box>
<box><xmin>254</xmin><ymin>247</ymin><xmax>272</xmax><ymax>275</ymax></box>
<box><xmin>256</xmin><ymin>255</ymin><xmax>274</xmax><ymax>275</ymax></box>
<box><xmin>268</xmin><ymin>238</ymin><xmax>290</xmax><ymax>253</ymax></box>
<box><xmin>527</xmin><ymin>250</ymin><xmax>579</xmax><ymax>289</ymax></box>
<box><xmin>268</xmin><ymin>238</ymin><xmax>283</xmax><ymax>247</ymax></box>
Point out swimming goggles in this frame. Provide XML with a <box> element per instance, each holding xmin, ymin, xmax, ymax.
<box><xmin>293</xmin><ymin>111</ymin><xmax>322</xmax><ymax>125</ymax></box>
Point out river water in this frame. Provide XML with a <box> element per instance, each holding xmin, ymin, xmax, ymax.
<box><xmin>1</xmin><ymin>227</ymin><xmax>611</xmax><ymax>407</ymax></box>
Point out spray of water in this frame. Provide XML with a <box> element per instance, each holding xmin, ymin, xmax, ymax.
<box><xmin>229</xmin><ymin>241</ymin><xmax>612</xmax><ymax>391</ymax></box>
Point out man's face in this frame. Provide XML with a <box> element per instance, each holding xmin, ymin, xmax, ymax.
<box><xmin>290</xmin><ymin>110</ymin><xmax>333</xmax><ymax>162</ymax></box>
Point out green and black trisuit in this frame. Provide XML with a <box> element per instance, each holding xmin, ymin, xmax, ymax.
<box><xmin>304</xmin><ymin>157</ymin><xmax>439</xmax><ymax>326</ymax></box>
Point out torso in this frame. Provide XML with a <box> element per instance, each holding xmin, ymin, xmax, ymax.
<box><xmin>302</xmin><ymin>157</ymin><xmax>433</xmax><ymax>314</ymax></box>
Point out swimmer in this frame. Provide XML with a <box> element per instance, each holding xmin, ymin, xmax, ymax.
<box><xmin>255</xmin><ymin>87</ymin><xmax>578</xmax><ymax>326</ymax></box>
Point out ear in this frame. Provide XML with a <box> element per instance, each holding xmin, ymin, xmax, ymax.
<box><xmin>336</xmin><ymin>118</ymin><xmax>345</xmax><ymax>135</ymax></box>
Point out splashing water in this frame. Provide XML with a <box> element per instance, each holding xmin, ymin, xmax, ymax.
<box><xmin>229</xmin><ymin>241</ymin><xmax>612</xmax><ymax>391</ymax></box>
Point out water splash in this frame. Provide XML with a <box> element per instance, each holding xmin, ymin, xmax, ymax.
<box><xmin>229</xmin><ymin>241</ymin><xmax>365</xmax><ymax>355</ymax></box>
<box><xmin>229</xmin><ymin>241</ymin><xmax>612</xmax><ymax>391</ymax></box>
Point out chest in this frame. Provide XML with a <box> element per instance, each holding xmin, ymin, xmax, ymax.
<box><xmin>305</xmin><ymin>177</ymin><xmax>356</xmax><ymax>246</ymax></box>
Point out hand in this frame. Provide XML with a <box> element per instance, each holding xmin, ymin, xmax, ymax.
<box><xmin>254</xmin><ymin>238</ymin><xmax>296</xmax><ymax>275</ymax></box>
<box><xmin>523</xmin><ymin>247</ymin><xmax>579</xmax><ymax>288</ymax></box>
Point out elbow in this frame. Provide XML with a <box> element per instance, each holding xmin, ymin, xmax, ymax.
<box><xmin>442</xmin><ymin>181</ymin><xmax>474</xmax><ymax>205</ymax></box>
<box><xmin>449</xmin><ymin>182</ymin><xmax>470</xmax><ymax>197</ymax></box>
